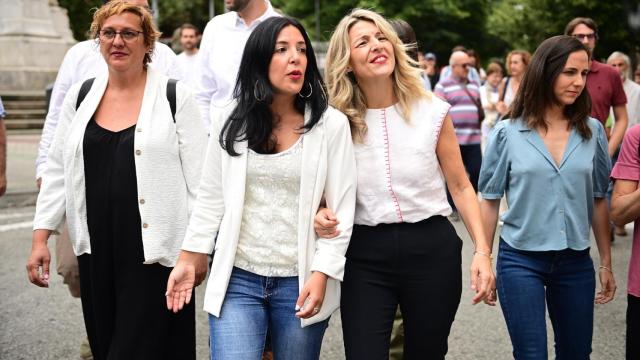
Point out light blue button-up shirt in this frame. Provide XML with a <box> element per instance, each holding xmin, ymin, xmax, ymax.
<box><xmin>479</xmin><ymin>117</ymin><xmax>611</xmax><ymax>251</ymax></box>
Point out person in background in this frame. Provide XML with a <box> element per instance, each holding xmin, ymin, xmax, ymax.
<box><xmin>479</xmin><ymin>35</ymin><xmax>616</xmax><ymax>359</ymax></box>
<box><xmin>635</xmin><ymin>67</ymin><xmax>640</xmax><ymax>84</ymax></box>
<box><xmin>434</xmin><ymin>50</ymin><xmax>484</xmax><ymax>221</ymax></box>
<box><xmin>467</xmin><ymin>49</ymin><xmax>486</xmax><ymax>83</ymax></box>
<box><xmin>565</xmin><ymin>17</ymin><xmax>628</xmax><ymax>155</ymax></box>
<box><xmin>610</xmin><ymin>124</ymin><xmax>640</xmax><ymax>360</ymax></box>
<box><xmin>607</xmin><ymin>51</ymin><xmax>640</xmax><ymax>237</ymax></box>
<box><xmin>0</xmin><ymin>96</ymin><xmax>6</xmax><ymax>196</ymax></box>
<box><xmin>196</xmin><ymin>0</ymin><xmax>279</xmax><ymax>130</ymax></box>
<box><xmin>496</xmin><ymin>49</ymin><xmax>530</xmax><ymax>118</ymax></box>
<box><xmin>166</xmin><ymin>16</ymin><xmax>357</xmax><ymax>360</ymax></box>
<box><xmin>320</xmin><ymin>9</ymin><xmax>495</xmax><ymax>358</ymax></box>
<box><xmin>438</xmin><ymin>46</ymin><xmax>482</xmax><ymax>85</ymax></box>
<box><xmin>480</xmin><ymin>62</ymin><xmax>503</xmax><ymax>150</ymax></box>
<box><xmin>175</xmin><ymin>23</ymin><xmax>201</xmax><ymax>90</ymax></box>
<box><xmin>26</xmin><ymin>2</ymin><xmax>207</xmax><ymax>358</ymax></box>
<box><xmin>32</xmin><ymin>1</ymin><xmax>179</xmax><ymax>358</ymax></box>
<box><xmin>424</xmin><ymin>52</ymin><xmax>440</xmax><ymax>87</ymax></box>
<box><xmin>388</xmin><ymin>19</ymin><xmax>430</xmax><ymax>91</ymax></box>
<box><xmin>607</xmin><ymin>52</ymin><xmax>640</xmax><ymax>129</ymax></box>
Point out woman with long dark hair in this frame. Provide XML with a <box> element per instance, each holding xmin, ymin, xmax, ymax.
<box><xmin>479</xmin><ymin>35</ymin><xmax>616</xmax><ymax>359</ymax></box>
<box><xmin>165</xmin><ymin>16</ymin><xmax>357</xmax><ymax>359</ymax></box>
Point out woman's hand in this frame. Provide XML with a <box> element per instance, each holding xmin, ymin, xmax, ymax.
<box><xmin>26</xmin><ymin>229</ymin><xmax>52</xmax><ymax>287</ymax></box>
<box><xmin>496</xmin><ymin>101</ymin><xmax>508</xmax><ymax>115</ymax></box>
<box><xmin>595</xmin><ymin>267</ymin><xmax>616</xmax><ymax>304</ymax></box>
<box><xmin>166</xmin><ymin>250</ymin><xmax>208</xmax><ymax>313</ymax></box>
<box><xmin>314</xmin><ymin>207</ymin><xmax>340</xmax><ymax>238</ymax></box>
<box><xmin>295</xmin><ymin>271</ymin><xmax>328</xmax><ymax>319</ymax></box>
<box><xmin>470</xmin><ymin>253</ymin><xmax>496</xmax><ymax>306</ymax></box>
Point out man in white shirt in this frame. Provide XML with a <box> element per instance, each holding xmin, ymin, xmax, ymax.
<box><xmin>34</xmin><ymin>1</ymin><xmax>178</xmax><ymax>358</ymax></box>
<box><xmin>175</xmin><ymin>23</ymin><xmax>201</xmax><ymax>90</ymax></box>
<box><xmin>196</xmin><ymin>0</ymin><xmax>279</xmax><ymax>130</ymax></box>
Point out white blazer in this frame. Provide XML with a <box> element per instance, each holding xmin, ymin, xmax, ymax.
<box><xmin>181</xmin><ymin>102</ymin><xmax>357</xmax><ymax>327</ymax></box>
<box><xmin>33</xmin><ymin>68</ymin><xmax>208</xmax><ymax>267</ymax></box>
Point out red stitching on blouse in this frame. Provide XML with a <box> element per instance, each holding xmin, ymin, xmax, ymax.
<box><xmin>380</xmin><ymin>108</ymin><xmax>404</xmax><ymax>222</ymax></box>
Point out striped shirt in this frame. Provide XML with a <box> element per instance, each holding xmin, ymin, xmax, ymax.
<box><xmin>434</xmin><ymin>77</ymin><xmax>482</xmax><ymax>145</ymax></box>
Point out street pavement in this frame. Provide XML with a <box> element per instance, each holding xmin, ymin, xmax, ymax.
<box><xmin>0</xmin><ymin>130</ymin><xmax>630</xmax><ymax>359</ymax></box>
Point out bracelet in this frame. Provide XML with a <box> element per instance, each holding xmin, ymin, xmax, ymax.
<box><xmin>598</xmin><ymin>265</ymin><xmax>613</xmax><ymax>273</ymax></box>
<box><xmin>474</xmin><ymin>250</ymin><xmax>493</xmax><ymax>261</ymax></box>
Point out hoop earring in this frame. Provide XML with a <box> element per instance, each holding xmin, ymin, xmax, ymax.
<box><xmin>254</xmin><ymin>80</ymin><xmax>265</xmax><ymax>102</ymax></box>
<box><xmin>298</xmin><ymin>82</ymin><xmax>313</xmax><ymax>98</ymax></box>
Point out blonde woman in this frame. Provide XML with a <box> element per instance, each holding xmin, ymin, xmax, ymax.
<box><xmin>496</xmin><ymin>49</ymin><xmax>531</xmax><ymax>116</ymax></box>
<box><xmin>315</xmin><ymin>9</ymin><xmax>495</xmax><ymax>359</ymax></box>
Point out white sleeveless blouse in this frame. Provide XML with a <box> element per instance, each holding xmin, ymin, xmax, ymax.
<box><xmin>354</xmin><ymin>97</ymin><xmax>452</xmax><ymax>226</ymax></box>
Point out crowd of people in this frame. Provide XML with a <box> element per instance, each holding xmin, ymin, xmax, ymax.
<box><xmin>23</xmin><ymin>0</ymin><xmax>640</xmax><ymax>359</ymax></box>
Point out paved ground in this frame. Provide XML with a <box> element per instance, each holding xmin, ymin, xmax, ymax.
<box><xmin>0</xmin><ymin>130</ymin><xmax>630</xmax><ymax>359</ymax></box>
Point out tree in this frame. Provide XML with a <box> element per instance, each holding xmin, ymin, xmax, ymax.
<box><xmin>487</xmin><ymin>0</ymin><xmax>639</xmax><ymax>63</ymax></box>
<box><xmin>271</xmin><ymin>0</ymin><xmax>501</xmax><ymax>66</ymax></box>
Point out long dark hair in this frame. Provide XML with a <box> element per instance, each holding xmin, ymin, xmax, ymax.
<box><xmin>508</xmin><ymin>35</ymin><xmax>592</xmax><ymax>139</ymax></box>
<box><xmin>220</xmin><ymin>17</ymin><xmax>328</xmax><ymax>156</ymax></box>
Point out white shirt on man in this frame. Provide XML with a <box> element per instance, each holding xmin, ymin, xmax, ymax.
<box><xmin>176</xmin><ymin>51</ymin><xmax>201</xmax><ymax>91</ymax></box>
<box><xmin>195</xmin><ymin>0</ymin><xmax>279</xmax><ymax>130</ymax></box>
<box><xmin>35</xmin><ymin>39</ymin><xmax>180</xmax><ymax>179</ymax></box>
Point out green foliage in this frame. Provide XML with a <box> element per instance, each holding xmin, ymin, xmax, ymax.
<box><xmin>487</xmin><ymin>0</ymin><xmax>639</xmax><ymax>62</ymax></box>
<box><xmin>58</xmin><ymin>0</ymin><xmax>639</xmax><ymax>65</ymax></box>
<box><xmin>57</xmin><ymin>0</ymin><xmax>220</xmax><ymax>41</ymax></box>
<box><xmin>58</xmin><ymin>0</ymin><xmax>103</xmax><ymax>40</ymax></box>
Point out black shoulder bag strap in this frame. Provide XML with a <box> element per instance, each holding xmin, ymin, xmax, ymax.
<box><xmin>499</xmin><ymin>76</ymin><xmax>511</xmax><ymax>102</ymax></box>
<box><xmin>76</xmin><ymin>78</ymin><xmax>96</xmax><ymax>110</ymax></box>
<box><xmin>461</xmin><ymin>82</ymin><xmax>485</xmax><ymax>122</ymax></box>
<box><xmin>167</xmin><ymin>79</ymin><xmax>178</xmax><ymax>123</ymax></box>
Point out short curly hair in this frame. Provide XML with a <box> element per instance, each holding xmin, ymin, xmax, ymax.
<box><xmin>90</xmin><ymin>0</ymin><xmax>161</xmax><ymax>67</ymax></box>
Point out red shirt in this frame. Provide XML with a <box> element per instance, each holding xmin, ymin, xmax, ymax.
<box><xmin>610</xmin><ymin>124</ymin><xmax>640</xmax><ymax>297</ymax></box>
<box><xmin>586</xmin><ymin>60</ymin><xmax>627</xmax><ymax>125</ymax></box>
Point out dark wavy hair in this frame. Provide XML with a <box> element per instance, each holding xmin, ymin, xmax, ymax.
<box><xmin>220</xmin><ymin>17</ymin><xmax>328</xmax><ymax>156</ymax></box>
<box><xmin>508</xmin><ymin>35</ymin><xmax>592</xmax><ymax>139</ymax></box>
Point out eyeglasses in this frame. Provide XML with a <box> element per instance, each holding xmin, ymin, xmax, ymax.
<box><xmin>99</xmin><ymin>29</ymin><xmax>143</xmax><ymax>42</ymax></box>
<box><xmin>454</xmin><ymin>63</ymin><xmax>473</xmax><ymax>69</ymax></box>
<box><xmin>572</xmin><ymin>33</ymin><xmax>596</xmax><ymax>40</ymax></box>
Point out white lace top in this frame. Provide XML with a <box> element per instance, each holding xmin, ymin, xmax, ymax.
<box><xmin>354</xmin><ymin>97</ymin><xmax>452</xmax><ymax>226</ymax></box>
<box><xmin>234</xmin><ymin>137</ymin><xmax>303</xmax><ymax>276</ymax></box>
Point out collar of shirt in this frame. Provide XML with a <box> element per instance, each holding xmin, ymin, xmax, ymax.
<box><xmin>512</xmin><ymin>118</ymin><xmax>582</xmax><ymax>170</ymax></box>
<box><xmin>589</xmin><ymin>59</ymin><xmax>602</xmax><ymax>73</ymax></box>
<box><xmin>230</xmin><ymin>0</ymin><xmax>277</xmax><ymax>30</ymax></box>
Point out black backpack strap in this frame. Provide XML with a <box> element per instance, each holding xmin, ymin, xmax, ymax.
<box><xmin>76</xmin><ymin>78</ymin><xmax>95</xmax><ymax>110</ymax></box>
<box><xmin>167</xmin><ymin>79</ymin><xmax>178</xmax><ymax>123</ymax></box>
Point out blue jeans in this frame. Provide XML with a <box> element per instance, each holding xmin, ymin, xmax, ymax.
<box><xmin>496</xmin><ymin>239</ymin><xmax>595</xmax><ymax>360</ymax></box>
<box><xmin>209</xmin><ymin>267</ymin><xmax>329</xmax><ymax>360</ymax></box>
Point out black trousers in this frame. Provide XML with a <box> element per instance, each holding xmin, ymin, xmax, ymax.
<box><xmin>628</xmin><ymin>294</ymin><xmax>640</xmax><ymax>360</ymax></box>
<box><xmin>341</xmin><ymin>216</ymin><xmax>462</xmax><ymax>360</ymax></box>
<box><xmin>447</xmin><ymin>144</ymin><xmax>482</xmax><ymax>211</ymax></box>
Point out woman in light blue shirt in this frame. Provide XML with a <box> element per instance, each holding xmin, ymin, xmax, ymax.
<box><xmin>479</xmin><ymin>35</ymin><xmax>616</xmax><ymax>359</ymax></box>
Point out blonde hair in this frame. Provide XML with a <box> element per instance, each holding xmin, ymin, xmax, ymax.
<box><xmin>90</xmin><ymin>0</ymin><xmax>161</xmax><ymax>67</ymax></box>
<box><xmin>325</xmin><ymin>9</ymin><xmax>430</xmax><ymax>142</ymax></box>
<box><xmin>506</xmin><ymin>50</ymin><xmax>531</xmax><ymax>75</ymax></box>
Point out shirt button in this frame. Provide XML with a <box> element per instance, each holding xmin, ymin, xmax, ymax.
<box><xmin>559</xmin><ymin>209</ymin><xmax>564</xmax><ymax>213</ymax></box>
<box><xmin>142</xmin><ymin>223</ymin><xmax>149</xmax><ymax>229</ymax></box>
<box><xmin>135</xmin><ymin>149</ymin><xmax>142</xmax><ymax>155</ymax></box>
<box><xmin>139</xmin><ymin>199</ymin><xmax>145</xmax><ymax>204</ymax></box>
<box><xmin>560</xmin><ymin>230</ymin><xmax>565</xmax><ymax>234</ymax></box>
<box><xmin>137</xmin><ymin>128</ymin><xmax>142</xmax><ymax>132</ymax></box>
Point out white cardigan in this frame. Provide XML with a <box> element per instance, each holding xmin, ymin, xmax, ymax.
<box><xmin>33</xmin><ymin>68</ymin><xmax>208</xmax><ymax>267</ymax></box>
<box><xmin>181</xmin><ymin>103</ymin><xmax>357</xmax><ymax>327</ymax></box>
